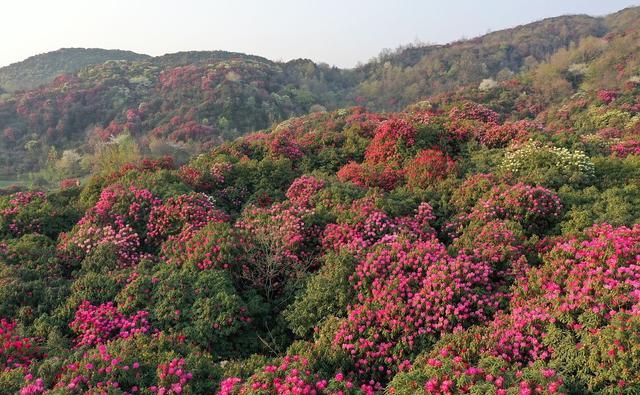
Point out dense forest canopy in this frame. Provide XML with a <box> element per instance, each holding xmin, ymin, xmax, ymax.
<box><xmin>0</xmin><ymin>5</ymin><xmax>639</xmax><ymax>394</ymax></box>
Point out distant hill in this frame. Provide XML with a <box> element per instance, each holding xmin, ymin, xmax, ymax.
<box><xmin>0</xmin><ymin>48</ymin><xmax>150</xmax><ymax>91</ymax></box>
<box><xmin>0</xmin><ymin>6</ymin><xmax>638</xmax><ymax>179</ymax></box>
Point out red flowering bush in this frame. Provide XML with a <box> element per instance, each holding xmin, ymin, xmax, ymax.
<box><xmin>597</xmin><ymin>89</ymin><xmax>618</xmax><ymax>104</ymax></box>
<box><xmin>179</xmin><ymin>161</ymin><xmax>233</xmax><ymax>192</ymax></box>
<box><xmin>449</xmin><ymin>173</ymin><xmax>498</xmax><ymax>211</ymax></box>
<box><xmin>337</xmin><ymin>162</ymin><xmax>403</xmax><ymax>191</ymax></box>
<box><xmin>71</xmin><ymin>185</ymin><xmax>161</xmax><ymax>242</ymax></box>
<box><xmin>322</xmin><ymin>202</ymin><xmax>435</xmax><ymax>256</ymax></box>
<box><xmin>1</xmin><ymin>318</ymin><xmax>38</xmax><ymax>371</ymax></box>
<box><xmin>448</xmin><ymin>102</ymin><xmax>500</xmax><ymax>141</ymax></box>
<box><xmin>162</xmin><ymin>222</ymin><xmax>244</xmax><ymax>270</ymax></box>
<box><xmin>269</xmin><ymin>131</ymin><xmax>305</xmax><ymax>160</ymax></box>
<box><xmin>59</xmin><ymin>178</ymin><xmax>80</xmax><ymax>190</ymax></box>
<box><xmin>405</xmin><ymin>149</ymin><xmax>457</xmax><ymax>188</ymax></box>
<box><xmin>151</xmin><ymin>358</ymin><xmax>193</xmax><ymax>394</ymax></box>
<box><xmin>236</xmin><ymin>202</ymin><xmax>326</xmax><ymax>300</ymax></box>
<box><xmin>453</xmin><ymin>219</ymin><xmax>531</xmax><ymax>283</ymax></box>
<box><xmin>364</xmin><ymin>118</ymin><xmax>416</xmax><ymax>165</ymax></box>
<box><xmin>610</xmin><ymin>139</ymin><xmax>640</xmax><ymax>157</ymax></box>
<box><xmin>23</xmin><ymin>338</ymin><xmax>203</xmax><ymax>394</ymax></box>
<box><xmin>388</xmin><ymin>329</ymin><xmax>565</xmax><ymax>395</ymax></box>
<box><xmin>476</xmin><ymin>120</ymin><xmax>539</xmax><ymax>148</ymax></box>
<box><xmin>217</xmin><ymin>355</ymin><xmax>359</xmax><ymax>395</ymax></box>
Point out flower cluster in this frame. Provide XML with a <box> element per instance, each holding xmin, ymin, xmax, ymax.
<box><xmin>151</xmin><ymin>358</ymin><xmax>193</xmax><ymax>394</ymax></box>
<box><xmin>334</xmin><ymin>236</ymin><xmax>506</xmax><ymax>389</ymax></box>
<box><xmin>597</xmin><ymin>89</ymin><xmax>618</xmax><ymax>104</ymax></box>
<box><xmin>62</xmin><ymin>223</ymin><xmax>143</xmax><ymax>267</ymax></box>
<box><xmin>611</xmin><ymin>139</ymin><xmax>640</xmax><ymax>157</ymax></box>
<box><xmin>405</xmin><ymin>149</ymin><xmax>457</xmax><ymax>188</ymax></box>
<box><xmin>450</xmin><ymin>182</ymin><xmax>563</xmax><ymax>236</ymax></box>
<box><xmin>322</xmin><ymin>202</ymin><xmax>436</xmax><ymax>255</ymax></box>
<box><xmin>217</xmin><ymin>356</ymin><xmax>334</xmax><ymax>395</ymax></box>
<box><xmin>70</xmin><ymin>301</ymin><xmax>151</xmax><ymax>347</ymax></box>
<box><xmin>501</xmin><ymin>141</ymin><xmax>595</xmax><ymax>186</ymax></box>
<box><xmin>1</xmin><ymin>318</ymin><xmax>37</xmax><ymax>371</ymax></box>
<box><xmin>476</xmin><ymin>120</ymin><xmax>539</xmax><ymax>148</ymax></box>
<box><xmin>336</xmin><ymin>162</ymin><xmax>403</xmax><ymax>191</ymax></box>
<box><xmin>285</xmin><ymin>175</ymin><xmax>326</xmax><ymax>207</ymax></box>
<box><xmin>364</xmin><ymin>118</ymin><xmax>416</xmax><ymax>165</ymax></box>
<box><xmin>269</xmin><ymin>131</ymin><xmax>305</xmax><ymax>160</ymax></box>
<box><xmin>147</xmin><ymin>193</ymin><xmax>228</xmax><ymax>240</ymax></box>
<box><xmin>0</xmin><ymin>191</ymin><xmax>47</xmax><ymax>236</ymax></box>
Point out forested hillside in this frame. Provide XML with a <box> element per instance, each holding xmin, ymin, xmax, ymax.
<box><xmin>1</xmin><ymin>7</ymin><xmax>638</xmax><ymax>182</ymax></box>
<box><xmin>0</xmin><ymin>4</ymin><xmax>639</xmax><ymax>392</ymax></box>
<box><xmin>0</xmin><ymin>48</ymin><xmax>150</xmax><ymax>92</ymax></box>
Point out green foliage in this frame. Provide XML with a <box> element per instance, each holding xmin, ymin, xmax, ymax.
<box><xmin>284</xmin><ymin>251</ymin><xmax>357</xmax><ymax>337</ymax></box>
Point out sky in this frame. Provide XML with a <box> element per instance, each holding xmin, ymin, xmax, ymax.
<box><xmin>1</xmin><ymin>0</ymin><xmax>638</xmax><ymax>68</ymax></box>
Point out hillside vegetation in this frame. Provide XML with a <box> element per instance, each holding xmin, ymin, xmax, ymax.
<box><xmin>1</xmin><ymin>7</ymin><xmax>638</xmax><ymax>180</ymax></box>
<box><xmin>0</xmin><ymin>48</ymin><xmax>150</xmax><ymax>92</ymax></box>
<box><xmin>0</xmin><ymin>6</ymin><xmax>639</xmax><ymax>394</ymax></box>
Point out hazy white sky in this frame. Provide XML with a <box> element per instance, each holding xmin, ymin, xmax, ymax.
<box><xmin>1</xmin><ymin>0</ymin><xmax>638</xmax><ymax>68</ymax></box>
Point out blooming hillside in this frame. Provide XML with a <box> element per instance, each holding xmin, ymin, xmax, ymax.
<box><xmin>0</xmin><ymin>59</ymin><xmax>639</xmax><ymax>394</ymax></box>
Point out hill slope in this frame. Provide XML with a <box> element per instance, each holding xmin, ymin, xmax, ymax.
<box><xmin>0</xmin><ymin>48</ymin><xmax>150</xmax><ymax>91</ymax></box>
<box><xmin>0</xmin><ymin>7</ymin><xmax>637</xmax><ymax>181</ymax></box>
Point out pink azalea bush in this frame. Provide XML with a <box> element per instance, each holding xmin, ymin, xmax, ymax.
<box><xmin>70</xmin><ymin>301</ymin><xmax>151</xmax><ymax>347</ymax></box>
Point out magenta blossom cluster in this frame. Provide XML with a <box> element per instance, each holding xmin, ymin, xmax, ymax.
<box><xmin>322</xmin><ymin>202</ymin><xmax>435</xmax><ymax>255</ymax></box>
<box><xmin>286</xmin><ymin>175</ymin><xmax>326</xmax><ymax>207</ymax></box>
<box><xmin>218</xmin><ymin>355</ymin><xmax>336</xmax><ymax>395</ymax></box>
<box><xmin>150</xmin><ymin>358</ymin><xmax>193</xmax><ymax>395</ymax></box>
<box><xmin>0</xmin><ymin>191</ymin><xmax>47</xmax><ymax>236</ymax></box>
<box><xmin>335</xmin><ymin>235</ymin><xmax>506</xmax><ymax>389</ymax></box>
<box><xmin>70</xmin><ymin>301</ymin><xmax>150</xmax><ymax>347</ymax></box>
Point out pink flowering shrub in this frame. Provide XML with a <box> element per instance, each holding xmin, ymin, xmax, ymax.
<box><xmin>448</xmin><ymin>101</ymin><xmax>500</xmax><ymax>142</ymax></box>
<box><xmin>610</xmin><ymin>139</ymin><xmax>640</xmax><ymax>157</ymax></box>
<box><xmin>60</xmin><ymin>185</ymin><xmax>163</xmax><ymax>266</ymax></box>
<box><xmin>217</xmin><ymin>355</ymin><xmax>359</xmax><ymax>395</ymax></box>
<box><xmin>0</xmin><ymin>192</ymin><xmax>50</xmax><ymax>237</ymax></box>
<box><xmin>28</xmin><ymin>341</ymin><xmax>197</xmax><ymax>393</ymax></box>
<box><xmin>597</xmin><ymin>89</ymin><xmax>618</xmax><ymax>104</ymax></box>
<box><xmin>285</xmin><ymin>175</ymin><xmax>326</xmax><ymax>207</ymax></box>
<box><xmin>449</xmin><ymin>183</ymin><xmax>563</xmax><ymax>236</ymax></box>
<box><xmin>151</xmin><ymin>358</ymin><xmax>193</xmax><ymax>395</ymax></box>
<box><xmin>62</xmin><ymin>223</ymin><xmax>144</xmax><ymax>267</ymax></box>
<box><xmin>237</xmin><ymin>202</ymin><xmax>326</xmax><ymax>294</ymax></box>
<box><xmin>70</xmin><ymin>301</ymin><xmax>150</xmax><ymax>347</ymax></box>
<box><xmin>322</xmin><ymin>202</ymin><xmax>436</xmax><ymax>256</ymax></box>
<box><xmin>388</xmin><ymin>329</ymin><xmax>566</xmax><ymax>395</ymax></box>
<box><xmin>449</xmin><ymin>173</ymin><xmax>498</xmax><ymax>211</ymax></box>
<box><xmin>334</xmin><ymin>235</ymin><xmax>506</xmax><ymax>389</ymax></box>
<box><xmin>475</xmin><ymin>120</ymin><xmax>539</xmax><ymax>148</ymax></box>
<box><xmin>162</xmin><ymin>222</ymin><xmax>244</xmax><ymax>270</ymax></box>
<box><xmin>453</xmin><ymin>220</ymin><xmax>531</xmax><ymax>283</ymax></box>
<box><xmin>269</xmin><ymin>131</ymin><xmax>305</xmax><ymax>160</ymax></box>
<box><xmin>147</xmin><ymin>193</ymin><xmax>229</xmax><ymax>241</ymax></box>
